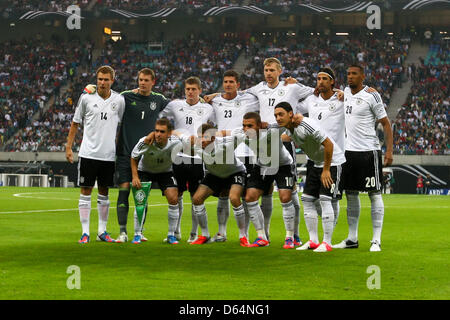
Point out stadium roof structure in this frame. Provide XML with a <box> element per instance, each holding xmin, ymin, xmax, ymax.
<box><xmin>5</xmin><ymin>0</ymin><xmax>450</xmax><ymax>21</ymax></box>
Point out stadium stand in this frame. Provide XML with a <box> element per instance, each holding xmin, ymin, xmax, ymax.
<box><xmin>239</xmin><ymin>33</ymin><xmax>410</xmax><ymax>108</ymax></box>
<box><xmin>92</xmin><ymin>37</ymin><xmax>244</xmax><ymax>99</ymax></box>
<box><xmin>1</xmin><ymin>34</ymin><xmax>448</xmax><ymax>156</ymax></box>
<box><xmin>393</xmin><ymin>40</ymin><xmax>449</xmax><ymax>155</ymax></box>
<box><xmin>1</xmin><ymin>40</ymin><xmax>93</xmax><ymax>152</ymax></box>
<box><xmin>1</xmin><ymin>36</ymin><xmax>242</xmax><ymax>151</ymax></box>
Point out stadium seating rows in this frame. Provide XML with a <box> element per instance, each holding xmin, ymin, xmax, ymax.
<box><xmin>239</xmin><ymin>34</ymin><xmax>410</xmax><ymax>108</ymax></box>
<box><xmin>0</xmin><ymin>40</ymin><xmax>93</xmax><ymax>152</ymax></box>
<box><xmin>393</xmin><ymin>40</ymin><xmax>449</xmax><ymax>155</ymax></box>
<box><xmin>1</xmin><ymin>35</ymin><xmax>448</xmax><ymax>156</ymax></box>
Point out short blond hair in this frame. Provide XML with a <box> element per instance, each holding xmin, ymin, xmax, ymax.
<box><xmin>96</xmin><ymin>65</ymin><xmax>115</xmax><ymax>80</ymax></box>
<box><xmin>263</xmin><ymin>57</ymin><xmax>282</xmax><ymax>70</ymax></box>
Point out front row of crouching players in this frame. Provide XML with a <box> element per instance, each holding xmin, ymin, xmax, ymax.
<box><xmin>132</xmin><ymin>102</ymin><xmax>342</xmax><ymax>250</ymax></box>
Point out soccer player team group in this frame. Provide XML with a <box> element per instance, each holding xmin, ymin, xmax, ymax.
<box><xmin>65</xmin><ymin>56</ymin><xmax>393</xmax><ymax>252</ymax></box>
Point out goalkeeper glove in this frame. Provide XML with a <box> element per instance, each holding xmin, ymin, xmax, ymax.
<box><xmin>83</xmin><ymin>84</ymin><xmax>97</xmax><ymax>94</ymax></box>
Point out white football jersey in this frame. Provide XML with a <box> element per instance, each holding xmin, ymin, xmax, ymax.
<box><xmin>246</xmin><ymin>80</ymin><xmax>314</xmax><ymax>123</ymax></box>
<box><xmin>232</xmin><ymin>126</ymin><xmax>292</xmax><ymax>173</ymax></box>
<box><xmin>186</xmin><ymin>136</ymin><xmax>246</xmax><ymax>178</ymax></box>
<box><xmin>211</xmin><ymin>92</ymin><xmax>259</xmax><ymax>158</ymax></box>
<box><xmin>284</xmin><ymin>117</ymin><xmax>345</xmax><ymax>167</ymax></box>
<box><xmin>344</xmin><ymin>86</ymin><xmax>387</xmax><ymax>151</ymax></box>
<box><xmin>297</xmin><ymin>93</ymin><xmax>346</xmax><ymax>166</ymax></box>
<box><xmin>131</xmin><ymin>136</ymin><xmax>182</xmax><ymax>173</ymax></box>
<box><xmin>73</xmin><ymin>91</ymin><xmax>125</xmax><ymax>161</ymax></box>
<box><xmin>159</xmin><ymin>99</ymin><xmax>215</xmax><ymax>159</ymax></box>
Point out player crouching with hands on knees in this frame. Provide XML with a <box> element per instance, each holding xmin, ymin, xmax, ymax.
<box><xmin>130</xmin><ymin>118</ymin><xmax>182</xmax><ymax>244</ymax></box>
<box><xmin>180</xmin><ymin>123</ymin><xmax>249</xmax><ymax>246</ymax></box>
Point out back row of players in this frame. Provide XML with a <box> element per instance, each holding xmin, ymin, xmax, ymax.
<box><xmin>65</xmin><ymin>57</ymin><xmax>393</xmax><ymax>252</ymax></box>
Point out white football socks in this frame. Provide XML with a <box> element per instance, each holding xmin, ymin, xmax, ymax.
<box><xmin>319</xmin><ymin>195</ymin><xmax>334</xmax><ymax>244</ymax></box>
<box><xmin>346</xmin><ymin>191</ymin><xmax>361</xmax><ymax>242</ymax></box>
<box><xmin>246</xmin><ymin>200</ymin><xmax>267</xmax><ymax>240</ymax></box>
<box><xmin>217</xmin><ymin>197</ymin><xmax>230</xmax><ymax>236</ymax></box>
<box><xmin>281</xmin><ymin>200</ymin><xmax>295</xmax><ymax>238</ymax></box>
<box><xmin>301</xmin><ymin>194</ymin><xmax>319</xmax><ymax>244</ymax></box>
<box><xmin>79</xmin><ymin>195</ymin><xmax>91</xmax><ymax>235</ymax></box>
<box><xmin>97</xmin><ymin>194</ymin><xmax>110</xmax><ymax>235</ymax></box>
<box><xmin>168</xmin><ymin>204</ymin><xmax>179</xmax><ymax>236</ymax></box>
<box><xmin>369</xmin><ymin>191</ymin><xmax>384</xmax><ymax>243</ymax></box>
<box><xmin>233</xmin><ymin>204</ymin><xmax>247</xmax><ymax>238</ymax></box>
<box><xmin>193</xmin><ymin>204</ymin><xmax>209</xmax><ymax>238</ymax></box>
<box><xmin>332</xmin><ymin>199</ymin><xmax>340</xmax><ymax>229</ymax></box>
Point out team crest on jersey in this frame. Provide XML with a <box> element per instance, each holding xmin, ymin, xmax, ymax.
<box><xmin>149</xmin><ymin>102</ymin><xmax>157</xmax><ymax>110</ymax></box>
<box><xmin>110</xmin><ymin>103</ymin><xmax>117</xmax><ymax>111</ymax></box>
<box><xmin>197</xmin><ymin>109</ymin><xmax>204</xmax><ymax>116</ymax></box>
<box><xmin>356</xmin><ymin>98</ymin><xmax>363</xmax><ymax>105</ymax></box>
<box><xmin>235</xmin><ymin>101</ymin><xmax>241</xmax><ymax>107</ymax></box>
<box><xmin>278</xmin><ymin>89</ymin><xmax>285</xmax><ymax>96</ymax></box>
<box><xmin>80</xmin><ymin>176</ymin><xmax>84</xmax><ymax>183</ymax></box>
<box><xmin>329</xmin><ymin>103</ymin><xmax>336</xmax><ymax>111</ymax></box>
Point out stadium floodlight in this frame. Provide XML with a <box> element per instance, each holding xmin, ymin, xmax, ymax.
<box><xmin>336</xmin><ymin>32</ymin><xmax>349</xmax><ymax>36</ymax></box>
<box><xmin>104</xmin><ymin>27</ymin><xmax>111</xmax><ymax>35</ymax></box>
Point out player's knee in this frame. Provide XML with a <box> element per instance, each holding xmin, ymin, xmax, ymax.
<box><xmin>279</xmin><ymin>191</ymin><xmax>292</xmax><ymax>203</ymax></box>
<box><xmin>229</xmin><ymin>196</ymin><xmax>241</xmax><ymax>208</ymax></box>
<box><xmin>245</xmin><ymin>191</ymin><xmax>258</xmax><ymax>203</ymax></box>
<box><xmin>167</xmin><ymin>196</ymin><xmax>178</xmax><ymax>206</ymax></box>
<box><xmin>192</xmin><ymin>195</ymin><xmax>204</xmax><ymax>206</ymax></box>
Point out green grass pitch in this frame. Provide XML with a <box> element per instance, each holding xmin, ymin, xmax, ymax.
<box><xmin>0</xmin><ymin>187</ymin><xmax>449</xmax><ymax>300</ymax></box>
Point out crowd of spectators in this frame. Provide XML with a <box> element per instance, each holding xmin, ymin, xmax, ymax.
<box><xmin>1</xmin><ymin>40</ymin><xmax>93</xmax><ymax>152</ymax></box>
<box><xmin>393</xmin><ymin>40</ymin><xmax>449</xmax><ymax>155</ymax></box>
<box><xmin>2</xmin><ymin>36</ymin><xmax>241</xmax><ymax>152</ymax></box>
<box><xmin>239</xmin><ymin>33</ymin><xmax>410</xmax><ymax>107</ymax></box>
<box><xmin>2</xmin><ymin>34</ymin><xmax>448</xmax><ymax>156</ymax></box>
<box><xmin>92</xmin><ymin>36</ymin><xmax>244</xmax><ymax>99</ymax></box>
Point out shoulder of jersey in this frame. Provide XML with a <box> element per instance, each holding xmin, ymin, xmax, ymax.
<box><xmin>120</xmin><ymin>90</ymin><xmax>135</xmax><ymax>96</ymax></box>
<box><xmin>151</xmin><ymin>91</ymin><xmax>167</xmax><ymax>99</ymax></box>
<box><xmin>168</xmin><ymin>99</ymin><xmax>183</xmax><ymax>106</ymax></box>
<box><xmin>363</xmin><ymin>87</ymin><xmax>382</xmax><ymax>104</ymax></box>
<box><xmin>300</xmin><ymin>117</ymin><xmax>320</xmax><ymax>131</ymax></box>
